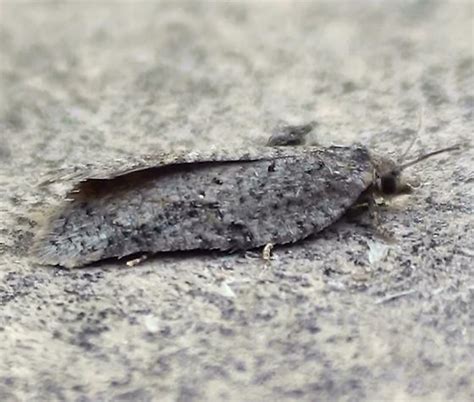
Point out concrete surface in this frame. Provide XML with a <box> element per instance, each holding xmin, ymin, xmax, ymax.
<box><xmin>0</xmin><ymin>1</ymin><xmax>473</xmax><ymax>401</ymax></box>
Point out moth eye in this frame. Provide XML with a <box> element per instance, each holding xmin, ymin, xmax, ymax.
<box><xmin>381</xmin><ymin>175</ymin><xmax>398</xmax><ymax>194</ymax></box>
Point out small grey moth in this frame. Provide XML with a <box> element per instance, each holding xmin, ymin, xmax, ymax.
<box><xmin>32</xmin><ymin>130</ymin><xmax>459</xmax><ymax>268</ymax></box>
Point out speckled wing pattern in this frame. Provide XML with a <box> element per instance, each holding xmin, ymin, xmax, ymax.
<box><xmin>34</xmin><ymin>145</ymin><xmax>374</xmax><ymax>268</ymax></box>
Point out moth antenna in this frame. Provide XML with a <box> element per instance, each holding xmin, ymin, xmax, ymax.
<box><xmin>398</xmin><ymin>108</ymin><xmax>423</xmax><ymax>164</ymax></box>
<box><xmin>399</xmin><ymin>144</ymin><xmax>461</xmax><ymax>171</ymax></box>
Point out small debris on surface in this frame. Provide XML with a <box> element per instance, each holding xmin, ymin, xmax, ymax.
<box><xmin>367</xmin><ymin>240</ymin><xmax>390</xmax><ymax>265</ymax></box>
<box><xmin>126</xmin><ymin>255</ymin><xmax>148</xmax><ymax>267</ymax></box>
<box><xmin>218</xmin><ymin>281</ymin><xmax>236</xmax><ymax>298</ymax></box>
<box><xmin>375</xmin><ymin>289</ymin><xmax>418</xmax><ymax>304</ymax></box>
<box><xmin>262</xmin><ymin>243</ymin><xmax>274</xmax><ymax>261</ymax></box>
<box><xmin>267</xmin><ymin>121</ymin><xmax>317</xmax><ymax>146</ymax></box>
<box><xmin>143</xmin><ymin>314</ymin><xmax>160</xmax><ymax>333</ymax></box>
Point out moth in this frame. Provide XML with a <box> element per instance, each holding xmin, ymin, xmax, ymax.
<box><xmin>33</xmin><ymin>126</ymin><xmax>458</xmax><ymax>268</ymax></box>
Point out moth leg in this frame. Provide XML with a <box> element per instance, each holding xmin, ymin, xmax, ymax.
<box><xmin>266</xmin><ymin>122</ymin><xmax>316</xmax><ymax>146</ymax></box>
<box><xmin>397</xmin><ymin>179</ymin><xmax>416</xmax><ymax>194</ymax></box>
<box><xmin>367</xmin><ymin>196</ymin><xmax>397</xmax><ymax>242</ymax></box>
<box><xmin>347</xmin><ymin>190</ymin><xmax>374</xmax><ymax>221</ymax></box>
<box><xmin>126</xmin><ymin>254</ymin><xmax>149</xmax><ymax>267</ymax></box>
<box><xmin>367</xmin><ymin>195</ymin><xmax>380</xmax><ymax>227</ymax></box>
<box><xmin>350</xmin><ymin>192</ymin><xmax>395</xmax><ymax>241</ymax></box>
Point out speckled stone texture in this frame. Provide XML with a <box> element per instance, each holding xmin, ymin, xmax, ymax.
<box><xmin>0</xmin><ymin>1</ymin><xmax>473</xmax><ymax>401</ymax></box>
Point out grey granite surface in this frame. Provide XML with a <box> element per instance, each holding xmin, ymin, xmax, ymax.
<box><xmin>0</xmin><ymin>1</ymin><xmax>473</xmax><ymax>401</ymax></box>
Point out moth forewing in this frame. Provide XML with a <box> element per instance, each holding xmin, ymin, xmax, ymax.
<box><xmin>33</xmin><ymin>145</ymin><xmax>374</xmax><ymax>268</ymax></box>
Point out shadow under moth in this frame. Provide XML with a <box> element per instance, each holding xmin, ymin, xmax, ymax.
<box><xmin>33</xmin><ymin>127</ymin><xmax>459</xmax><ymax>268</ymax></box>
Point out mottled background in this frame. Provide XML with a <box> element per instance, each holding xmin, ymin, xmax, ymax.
<box><xmin>0</xmin><ymin>1</ymin><xmax>473</xmax><ymax>401</ymax></box>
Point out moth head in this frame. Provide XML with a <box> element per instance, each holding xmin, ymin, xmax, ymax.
<box><xmin>371</xmin><ymin>155</ymin><xmax>404</xmax><ymax>195</ymax></box>
<box><xmin>371</xmin><ymin>144</ymin><xmax>462</xmax><ymax>195</ymax></box>
<box><xmin>378</xmin><ymin>163</ymin><xmax>403</xmax><ymax>195</ymax></box>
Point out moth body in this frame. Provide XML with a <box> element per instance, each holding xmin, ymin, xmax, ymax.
<box><xmin>34</xmin><ymin>134</ymin><xmax>458</xmax><ymax>268</ymax></box>
<box><xmin>34</xmin><ymin>145</ymin><xmax>375</xmax><ymax>268</ymax></box>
